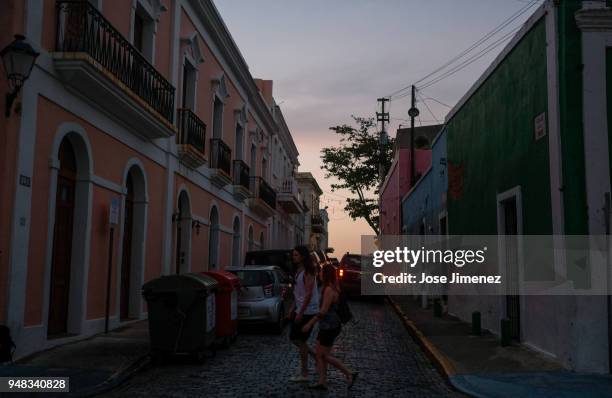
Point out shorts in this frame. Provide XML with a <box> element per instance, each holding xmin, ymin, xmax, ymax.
<box><xmin>289</xmin><ymin>313</ymin><xmax>316</xmax><ymax>342</ymax></box>
<box><xmin>317</xmin><ymin>326</ymin><xmax>341</xmax><ymax>347</ymax></box>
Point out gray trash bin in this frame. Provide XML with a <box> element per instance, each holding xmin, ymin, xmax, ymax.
<box><xmin>142</xmin><ymin>273</ymin><xmax>218</xmax><ymax>361</ymax></box>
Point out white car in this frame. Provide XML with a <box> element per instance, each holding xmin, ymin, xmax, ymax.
<box><xmin>226</xmin><ymin>266</ymin><xmax>294</xmax><ymax>333</ymax></box>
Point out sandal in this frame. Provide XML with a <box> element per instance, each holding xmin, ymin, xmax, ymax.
<box><xmin>348</xmin><ymin>372</ymin><xmax>358</xmax><ymax>389</ymax></box>
<box><xmin>308</xmin><ymin>383</ymin><xmax>328</xmax><ymax>390</ymax></box>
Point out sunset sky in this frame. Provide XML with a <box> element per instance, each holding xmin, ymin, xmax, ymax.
<box><xmin>214</xmin><ymin>0</ymin><xmax>542</xmax><ymax>255</ymax></box>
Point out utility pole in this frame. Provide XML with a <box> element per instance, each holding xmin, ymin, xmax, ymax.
<box><xmin>408</xmin><ymin>86</ymin><xmax>420</xmax><ymax>186</ymax></box>
<box><xmin>377</xmin><ymin>97</ymin><xmax>390</xmax><ymax>238</ymax></box>
<box><xmin>377</xmin><ymin>97</ymin><xmax>390</xmax><ymax>186</ymax></box>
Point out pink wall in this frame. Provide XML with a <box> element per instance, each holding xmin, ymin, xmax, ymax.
<box><xmin>380</xmin><ymin>149</ymin><xmax>431</xmax><ymax>235</ymax></box>
<box><xmin>0</xmin><ymin>0</ymin><xmax>26</xmax><ymax>325</ymax></box>
<box><xmin>24</xmin><ymin>97</ymin><xmax>167</xmax><ymax>325</ymax></box>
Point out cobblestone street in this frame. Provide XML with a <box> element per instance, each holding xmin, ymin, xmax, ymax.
<box><xmin>103</xmin><ymin>300</ymin><xmax>461</xmax><ymax>398</ymax></box>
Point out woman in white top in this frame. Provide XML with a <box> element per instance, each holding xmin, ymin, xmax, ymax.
<box><xmin>287</xmin><ymin>246</ymin><xmax>319</xmax><ymax>382</ymax></box>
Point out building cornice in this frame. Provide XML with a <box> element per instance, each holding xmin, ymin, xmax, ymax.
<box><xmin>275</xmin><ymin>105</ymin><xmax>300</xmax><ymax>164</ymax></box>
<box><xmin>575</xmin><ymin>8</ymin><xmax>612</xmax><ymax>32</ymax></box>
<box><xmin>445</xmin><ymin>3</ymin><xmax>546</xmax><ymax>123</ymax></box>
<box><xmin>189</xmin><ymin>0</ymin><xmax>278</xmax><ymax>135</ymax></box>
<box><xmin>296</xmin><ymin>172</ymin><xmax>323</xmax><ymax>196</ymax></box>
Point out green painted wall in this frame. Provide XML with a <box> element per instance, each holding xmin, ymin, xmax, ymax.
<box><xmin>447</xmin><ymin>18</ymin><xmax>551</xmax><ymax>235</ymax></box>
<box><xmin>557</xmin><ymin>0</ymin><xmax>588</xmax><ymax>235</ymax></box>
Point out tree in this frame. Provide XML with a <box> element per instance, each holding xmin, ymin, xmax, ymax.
<box><xmin>321</xmin><ymin>116</ymin><xmax>395</xmax><ymax>235</ymax></box>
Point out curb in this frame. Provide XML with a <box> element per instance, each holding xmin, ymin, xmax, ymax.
<box><xmin>386</xmin><ymin>297</ymin><xmax>457</xmax><ymax>380</ymax></box>
<box><xmin>75</xmin><ymin>353</ymin><xmax>151</xmax><ymax>397</ymax></box>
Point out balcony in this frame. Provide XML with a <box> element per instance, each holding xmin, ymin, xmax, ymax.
<box><xmin>54</xmin><ymin>1</ymin><xmax>176</xmax><ymax>140</ymax></box>
<box><xmin>177</xmin><ymin>109</ymin><xmax>206</xmax><ymax>168</ymax></box>
<box><xmin>277</xmin><ymin>178</ymin><xmax>303</xmax><ymax>214</ymax></box>
<box><xmin>248</xmin><ymin>177</ymin><xmax>276</xmax><ymax>218</ymax></box>
<box><xmin>311</xmin><ymin>214</ymin><xmax>325</xmax><ymax>234</ymax></box>
<box><xmin>232</xmin><ymin>160</ymin><xmax>250</xmax><ymax>201</ymax></box>
<box><xmin>209</xmin><ymin>138</ymin><xmax>232</xmax><ymax>187</ymax></box>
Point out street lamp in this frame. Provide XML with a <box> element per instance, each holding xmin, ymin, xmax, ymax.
<box><xmin>1</xmin><ymin>34</ymin><xmax>39</xmax><ymax>117</ymax></box>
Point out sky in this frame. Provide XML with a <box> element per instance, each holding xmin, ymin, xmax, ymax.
<box><xmin>214</xmin><ymin>0</ymin><xmax>543</xmax><ymax>256</ymax></box>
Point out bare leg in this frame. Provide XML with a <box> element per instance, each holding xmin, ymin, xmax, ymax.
<box><xmin>320</xmin><ymin>346</ymin><xmax>352</xmax><ymax>381</ymax></box>
<box><xmin>315</xmin><ymin>342</ymin><xmax>328</xmax><ymax>385</ymax></box>
<box><xmin>292</xmin><ymin>340</ymin><xmax>317</xmax><ymax>359</ymax></box>
<box><xmin>299</xmin><ymin>342</ymin><xmax>309</xmax><ymax>376</ymax></box>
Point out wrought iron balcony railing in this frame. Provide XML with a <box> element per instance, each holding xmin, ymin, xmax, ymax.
<box><xmin>210</xmin><ymin>138</ymin><xmax>232</xmax><ymax>176</ymax></box>
<box><xmin>279</xmin><ymin>178</ymin><xmax>298</xmax><ymax>195</ymax></box>
<box><xmin>250</xmin><ymin>177</ymin><xmax>276</xmax><ymax>210</ymax></box>
<box><xmin>233</xmin><ymin>160</ymin><xmax>250</xmax><ymax>191</ymax></box>
<box><xmin>56</xmin><ymin>1</ymin><xmax>175</xmax><ymax>123</ymax></box>
<box><xmin>177</xmin><ymin>108</ymin><xmax>205</xmax><ymax>153</ymax></box>
<box><xmin>311</xmin><ymin>214</ymin><xmax>323</xmax><ymax>226</ymax></box>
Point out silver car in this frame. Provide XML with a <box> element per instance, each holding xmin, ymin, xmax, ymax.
<box><xmin>225</xmin><ymin>266</ymin><xmax>294</xmax><ymax>333</ymax></box>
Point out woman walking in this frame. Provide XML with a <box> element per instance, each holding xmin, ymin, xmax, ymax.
<box><xmin>287</xmin><ymin>246</ymin><xmax>319</xmax><ymax>382</ymax></box>
<box><xmin>302</xmin><ymin>264</ymin><xmax>357</xmax><ymax>390</ymax></box>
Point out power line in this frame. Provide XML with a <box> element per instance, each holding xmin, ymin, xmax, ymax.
<box><xmin>417</xmin><ymin>91</ymin><xmax>441</xmax><ymax>123</ymax></box>
<box><xmin>419</xmin><ymin>90</ymin><xmax>453</xmax><ymax>109</ymax></box>
<box><xmin>385</xmin><ymin>0</ymin><xmax>541</xmax><ymax>99</ymax></box>
<box><xmin>417</xmin><ymin>25</ymin><xmax>521</xmax><ymax>90</ymax></box>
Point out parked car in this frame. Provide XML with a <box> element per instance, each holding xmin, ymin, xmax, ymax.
<box><xmin>328</xmin><ymin>257</ymin><xmax>339</xmax><ymax>267</ymax></box>
<box><xmin>244</xmin><ymin>250</ymin><xmax>295</xmax><ymax>276</ymax></box>
<box><xmin>338</xmin><ymin>253</ymin><xmax>364</xmax><ymax>296</ymax></box>
<box><xmin>226</xmin><ymin>266</ymin><xmax>294</xmax><ymax>333</ymax></box>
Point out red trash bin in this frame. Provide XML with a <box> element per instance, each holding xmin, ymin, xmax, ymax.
<box><xmin>202</xmin><ymin>270</ymin><xmax>240</xmax><ymax>345</ymax></box>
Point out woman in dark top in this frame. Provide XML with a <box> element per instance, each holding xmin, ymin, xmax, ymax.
<box><xmin>302</xmin><ymin>264</ymin><xmax>357</xmax><ymax>390</ymax></box>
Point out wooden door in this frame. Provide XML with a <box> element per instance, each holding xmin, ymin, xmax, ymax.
<box><xmin>48</xmin><ymin>141</ymin><xmax>77</xmax><ymax>336</ymax></box>
<box><xmin>120</xmin><ymin>176</ymin><xmax>134</xmax><ymax>320</ymax></box>
<box><xmin>175</xmin><ymin>224</ymin><xmax>183</xmax><ymax>274</ymax></box>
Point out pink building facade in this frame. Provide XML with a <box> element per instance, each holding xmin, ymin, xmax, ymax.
<box><xmin>380</xmin><ymin>148</ymin><xmax>432</xmax><ymax>235</ymax></box>
<box><xmin>0</xmin><ymin>0</ymin><xmax>306</xmax><ymax>358</ymax></box>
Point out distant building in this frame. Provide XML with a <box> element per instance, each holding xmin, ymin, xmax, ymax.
<box><xmin>379</xmin><ymin>125</ymin><xmax>443</xmax><ymax>235</ymax></box>
<box><xmin>401</xmin><ymin>129</ymin><xmax>447</xmax><ymax>235</ymax></box>
<box><xmin>296</xmin><ymin>172</ymin><xmax>328</xmax><ymax>251</ymax></box>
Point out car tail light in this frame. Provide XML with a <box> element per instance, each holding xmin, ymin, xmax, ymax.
<box><xmin>280</xmin><ymin>286</ymin><xmax>287</xmax><ymax>299</ymax></box>
<box><xmin>339</xmin><ymin>268</ymin><xmax>344</xmax><ymax>278</ymax></box>
<box><xmin>263</xmin><ymin>284</ymin><xmax>274</xmax><ymax>298</ymax></box>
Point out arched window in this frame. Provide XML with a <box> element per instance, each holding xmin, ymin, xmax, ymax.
<box><xmin>208</xmin><ymin>206</ymin><xmax>220</xmax><ymax>269</ymax></box>
<box><xmin>248</xmin><ymin>225</ymin><xmax>254</xmax><ymax>251</ymax></box>
<box><xmin>231</xmin><ymin>217</ymin><xmax>241</xmax><ymax>266</ymax></box>
<box><xmin>175</xmin><ymin>191</ymin><xmax>191</xmax><ymax>274</ymax></box>
<box><xmin>259</xmin><ymin>231</ymin><xmax>265</xmax><ymax>250</ymax></box>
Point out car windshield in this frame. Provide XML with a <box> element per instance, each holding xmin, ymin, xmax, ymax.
<box><xmin>342</xmin><ymin>255</ymin><xmax>362</xmax><ymax>270</ymax></box>
<box><xmin>229</xmin><ymin>270</ymin><xmax>273</xmax><ymax>287</ymax></box>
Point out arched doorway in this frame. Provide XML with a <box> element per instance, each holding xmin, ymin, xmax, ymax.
<box><xmin>248</xmin><ymin>226</ymin><xmax>254</xmax><ymax>251</ymax></box>
<box><xmin>119</xmin><ymin>165</ymin><xmax>147</xmax><ymax>320</ymax></box>
<box><xmin>208</xmin><ymin>206</ymin><xmax>219</xmax><ymax>269</ymax></box>
<box><xmin>175</xmin><ymin>191</ymin><xmax>191</xmax><ymax>274</ymax></box>
<box><xmin>48</xmin><ymin>139</ymin><xmax>77</xmax><ymax>336</ymax></box>
<box><xmin>231</xmin><ymin>217</ymin><xmax>241</xmax><ymax>266</ymax></box>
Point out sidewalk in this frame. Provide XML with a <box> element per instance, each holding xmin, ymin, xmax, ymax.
<box><xmin>0</xmin><ymin>321</ymin><xmax>150</xmax><ymax>397</ymax></box>
<box><xmin>389</xmin><ymin>296</ymin><xmax>612</xmax><ymax>398</ymax></box>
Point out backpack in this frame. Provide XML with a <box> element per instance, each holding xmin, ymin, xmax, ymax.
<box><xmin>336</xmin><ymin>292</ymin><xmax>353</xmax><ymax>324</ymax></box>
<box><xmin>0</xmin><ymin>325</ymin><xmax>16</xmax><ymax>364</ymax></box>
